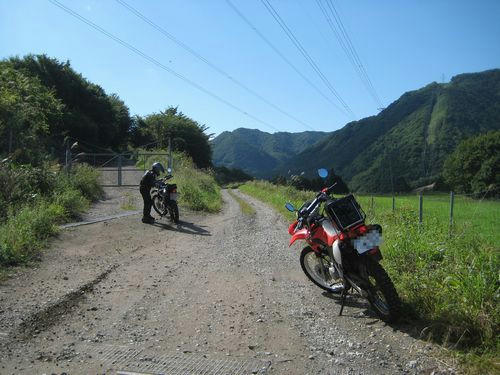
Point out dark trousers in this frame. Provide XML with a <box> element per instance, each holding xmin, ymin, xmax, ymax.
<box><xmin>140</xmin><ymin>186</ymin><xmax>153</xmax><ymax>218</ymax></box>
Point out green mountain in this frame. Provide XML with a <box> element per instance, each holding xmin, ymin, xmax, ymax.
<box><xmin>211</xmin><ymin>128</ymin><xmax>328</xmax><ymax>178</ymax></box>
<box><xmin>213</xmin><ymin>69</ymin><xmax>500</xmax><ymax>192</ymax></box>
<box><xmin>287</xmin><ymin>69</ymin><xmax>500</xmax><ymax>192</ymax></box>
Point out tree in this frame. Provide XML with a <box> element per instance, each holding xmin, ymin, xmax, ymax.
<box><xmin>6</xmin><ymin>54</ymin><xmax>132</xmax><ymax>152</ymax></box>
<box><xmin>140</xmin><ymin>107</ymin><xmax>213</xmax><ymax>169</ymax></box>
<box><xmin>0</xmin><ymin>65</ymin><xmax>63</xmax><ymax>164</ymax></box>
<box><xmin>443</xmin><ymin>131</ymin><xmax>500</xmax><ymax>197</ymax></box>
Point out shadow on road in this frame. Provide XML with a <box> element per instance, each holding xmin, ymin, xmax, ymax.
<box><xmin>152</xmin><ymin>220</ymin><xmax>211</xmax><ymax>236</ymax></box>
<box><xmin>321</xmin><ymin>291</ymin><xmax>379</xmax><ymax>319</ymax></box>
<box><xmin>321</xmin><ymin>290</ymin><xmax>452</xmax><ymax>350</ymax></box>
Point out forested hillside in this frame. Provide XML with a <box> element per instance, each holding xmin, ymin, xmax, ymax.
<box><xmin>287</xmin><ymin>69</ymin><xmax>500</xmax><ymax>192</ymax></box>
<box><xmin>212</xmin><ymin>128</ymin><xmax>327</xmax><ymax>178</ymax></box>
<box><xmin>1</xmin><ymin>55</ymin><xmax>132</xmax><ymax>162</ymax></box>
<box><xmin>0</xmin><ymin>54</ymin><xmax>212</xmax><ymax>168</ymax></box>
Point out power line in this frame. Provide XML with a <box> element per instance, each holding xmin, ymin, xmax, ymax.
<box><xmin>260</xmin><ymin>0</ymin><xmax>356</xmax><ymax>119</ymax></box>
<box><xmin>225</xmin><ymin>0</ymin><xmax>348</xmax><ymax>119</ymax></box>
<box><xmin>48</xmin><ymin>0</ymin><xmax>281</xmax><ymax>132</ymax></box>
<box><xmin>326</xmin><ymin>0</ymin><xmax>382</xmax><ymax>107</ymax></box>
<box><xmin>317</xmin><ymin>0</ymin><xmax>383</xmax><ymax>108</ymax></box>
<box><xmin>115</xmin><ymin>0</ymin><xmax>316</xmax><ymax>131</ymax></box>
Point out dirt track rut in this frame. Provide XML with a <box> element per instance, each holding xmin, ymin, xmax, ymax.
<box><xmin>0</xmin><ymin>189</ymin><xmax>455</xmax><ymax>374</ymax></box>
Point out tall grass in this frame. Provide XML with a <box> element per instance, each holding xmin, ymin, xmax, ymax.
<box><xmin>136</xmin><ymin>150</ymin><xmax>221</xmax><ymax>212</ymax></box>
<box><xmin>356</xmin><ymin>194</ymin><xmax>499</xmax><ymax>247</ymax></box>
<box><xmin>0</xmin><ymin>164</ymin><xmax>103</xmax><ymax>267</ymax></box>
<box><xmin>240</xmin><ymin>180</ymin><xmax>499</xmax><ymax>373</ymax></box>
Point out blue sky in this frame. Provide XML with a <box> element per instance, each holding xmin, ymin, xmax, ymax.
<box><xmin>1</xmin><ymin>0</ymin><xmax>499</xmax><ymax>136</ymax></box>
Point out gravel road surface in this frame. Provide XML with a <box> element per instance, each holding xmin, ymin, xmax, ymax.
<box><xmin>0</xmin><ymin>189</ymin><xmax>456</xmax><ymax>374</ymax></box>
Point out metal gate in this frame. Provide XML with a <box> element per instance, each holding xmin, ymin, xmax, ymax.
<box><xmin>74</xmin><ymin>152</ymin><xmax>170</xmax><ymax>187</ymax></box>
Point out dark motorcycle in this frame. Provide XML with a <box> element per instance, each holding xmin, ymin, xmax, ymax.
<box><xmin>151</xmin><ymin>169</ymin><xmax>179</xmax><ymax>224</ymax></box>
<box><xmin>285</xmin><ymin>168</ymin><xmax>401</xmax><ymax>322</ymax></box>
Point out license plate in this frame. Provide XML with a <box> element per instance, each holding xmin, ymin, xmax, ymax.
<box><xmin>170</xmin><ymin>193</ymin><xmax>177</xmax><ymax>201</ymax></box>
<box><xmin>352</xmin><ymin>230</ymin><xmax>382</xmax><ymax>254</ymax></box>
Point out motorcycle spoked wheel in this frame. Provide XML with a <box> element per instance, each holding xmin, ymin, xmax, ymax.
<box><xmin>364</xmin><ymin>257</ymin><xmax>401</xmax><ymax>322</ymax></box>
<box><xmin>152</xmin><ymin>194</ymin><xmax>168</xmax><ymax>216</ymax></box>
<box><xmin>152</xmin><ymin>195</ymin><xmax>179</xmax><ymax>224</ymax></box>
<box><xmin>300</xmin><ymin>247</ymin><xmax>343</xmax><ymax>293</ymax></box>
<box><xmin>168</xmin><ymin>201</ymin><xmax>179</xmax><ymax>224</ymax></box>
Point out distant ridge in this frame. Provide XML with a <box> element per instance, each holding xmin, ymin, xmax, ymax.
<box><xmin>212</xmin><ymin>69</ymin><xmax>500</xmax><ymax>192</ymax></box>
<box><xmin>211</xmin><ymin>128</ymin><xmax>327</xmax><ymax>179</ymax></box>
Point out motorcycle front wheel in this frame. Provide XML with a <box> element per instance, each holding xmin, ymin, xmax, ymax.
<box><xmin>300</xmin><ymin>247</ymin><xmax>343</xmax><ymax>293</ymax></box>
<box><xmin>364</xmin><ymin>257</ymin><xmax>401</xmax><ymax>322</ymax></box>
<box><xmin>152</xmin><ymin>194</ymin><xmax>167</xmax><ymax>216</ymax></box>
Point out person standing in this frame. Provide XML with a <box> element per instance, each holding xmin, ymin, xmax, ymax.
<box><xmin>140</xmin><ymin>162</ymin><xmax>165</xmax><ymax>224</ymax></box>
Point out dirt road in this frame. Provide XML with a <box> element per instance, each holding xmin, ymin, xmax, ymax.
<box><xmin>0</xmin><ymin>189</ymin><xmax>455</xmax><ymax>374</ymax></box>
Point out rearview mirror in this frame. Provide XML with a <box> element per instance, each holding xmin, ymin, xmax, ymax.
<box><xmin>167</xmin><ymin>167</ymin><xmax>172</xmax><ymax>174</ymax></box>
<box><xmin>318</xmin><ymin>168</ymin><xmax>328</xmax><ymax>178</ymax></box>
<box><xmin>285</xmin><ymin>202</ymin><xmax>295</xmax><ymax>212</ymax></box>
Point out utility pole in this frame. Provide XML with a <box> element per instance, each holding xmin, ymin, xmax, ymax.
<box><xmin>65</xmin><ymin>142</ymin><xmax>72</xmax><ymax>174</ymax></box>
<box><xmin>168</xmin><ymin>136</ymin><xmax>172</xmax><ymax>171</ymax></box>
<box><xmin>8</xmin><ymin>126</ymin><xmax>13</xmax><ymax>154</ymax></box>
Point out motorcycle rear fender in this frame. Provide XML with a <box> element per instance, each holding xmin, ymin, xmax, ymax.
<box><xmin>366</xmin><ymin>246</ymin><xmax>383</xmax><ymax>262</ymax></box>
<box><xmin>289</xmin><ymin>228</ymin><xmax>308</xmax><ymax>246</ymax></box>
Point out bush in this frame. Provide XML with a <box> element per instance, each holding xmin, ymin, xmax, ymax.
<box><xmin>136</xmin><ymin>150</ymin><xmax>221</xmax><ymax>212</ymax></box>
<box><xmin>443</xmin><ymin>131</ymin><xmax>500</xmax><ymax>197</ymax></box>
<box><xmin>0</xmin><ymin>201</ymin><xmax>64</xmax><ymax>266</ymax></box>
<box><xmin>177</xmin><ymin>169</ymin><xmax>221</xmax><ymax>212</ymax></box>
<box><xmin>63</xmin><ymin>164</ymin><xmax>104</xmax><ymax>202</ymax></box>
<box><xmin>53</xmin><ymin>188</ymin><xmax>89</xmax><ymax>219</ymax></box>
<box><xmin>0</xmin><ymin>162</ymin><xmax>57</xmax><ymax>221</ymax></box>
<box><xmin>0</xmin><ymin>161</ymin><xmax>102</xmax><ymax>267</ymax></box>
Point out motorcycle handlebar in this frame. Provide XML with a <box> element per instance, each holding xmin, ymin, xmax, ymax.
<box><xmin>299</xmin><ymin>183</ymin><xmax>337</xmax><ymax>221</ymax></box>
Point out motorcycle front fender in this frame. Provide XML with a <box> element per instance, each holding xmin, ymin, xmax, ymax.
<box><xmin>332</xmin><ymin>239</ymin><xmax>342</xmax><ymax>266</ymax></box>
<box><xmin>289</xmin><ymin>228</ymin><xmax>309</xmax><ymax>247</ymax></box>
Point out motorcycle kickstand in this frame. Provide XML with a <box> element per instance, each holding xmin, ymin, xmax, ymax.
<box><xmin>338</xmin><ymin>287</ymin><xmax>348</xmax><ymax>316</ymax></box>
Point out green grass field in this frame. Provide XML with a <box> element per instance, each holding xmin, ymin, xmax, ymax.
<box><xmin>356</xmin><ymin>193</ymin><xmax>499</xmax><ymax>247</ymax></box>
<box><xmin>240</xmin><ymin>181</ymin><xmax>499</xmax><ymax>374</ymax></box>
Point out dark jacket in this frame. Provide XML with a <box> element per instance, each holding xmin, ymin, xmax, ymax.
<box><xmin>140</xmin><ymin>170</ymin><xmax>156</xmax><ymax>191</ymax></box>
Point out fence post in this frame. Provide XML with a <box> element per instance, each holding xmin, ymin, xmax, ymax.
<box><xmin>65</xmin><ymin>145</ymin><xmax>72</xmax><ymax>174</ymax></box>
<box><xmin>392</xmin><ymin>194</ymin><xmax>395</xmax><ymax>213</ymax></box>
<box><xmin>419</xmin><ymin>191</ymin><xmax>423</xmax><ymax>224</ymax></box>
<box><xmin>117</xmin><ymin>154</ymin><xmax>122</xmax><ymax>186</ymax></box>
<box><xmin>8</xmin><ymin>125</ymin><xmax>13</xmax><ymax>154</ymax></box>
<box><xmin>449</xmin><ymin>191</ymin><xmax>454</xmax><ymax>227</ymax></box>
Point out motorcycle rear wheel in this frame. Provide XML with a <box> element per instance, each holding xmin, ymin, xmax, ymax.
<box><xmin>168</xmin><ymin>201</ymin><xmax>179</xmax><ymax>224</ymax></box>
<box><xmin>364</xmin><ymin>257</ymin><xmax>401</xmax><ymax>322</ymax></box>
<box><xmin>300</xmin><ymin>247</ymin><xmax>343</xmax><ymax>293</ymax></box>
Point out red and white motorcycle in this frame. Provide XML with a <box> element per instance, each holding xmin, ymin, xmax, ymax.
<box><xmin>285</xmin><ymin>169</ymin><xmax>400</xmax><ymax>322</ymax></box>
